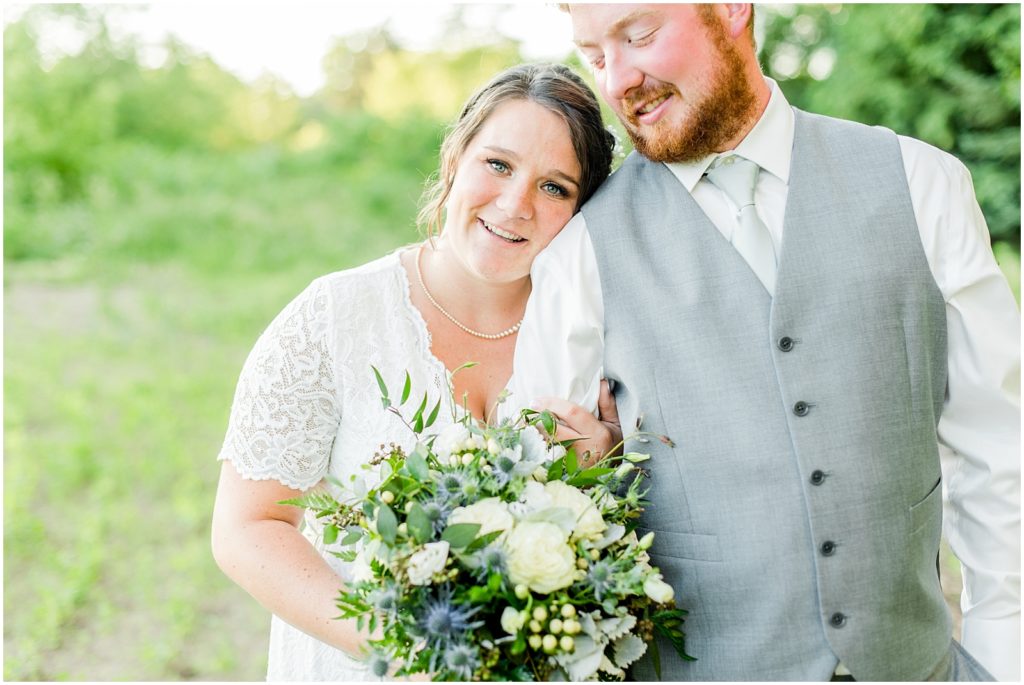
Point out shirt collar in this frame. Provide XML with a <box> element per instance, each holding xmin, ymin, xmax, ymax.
<box><xmin>664</xmin><ymin>77</ymin><xmax>795</xmax><ymax>192</ymax></box>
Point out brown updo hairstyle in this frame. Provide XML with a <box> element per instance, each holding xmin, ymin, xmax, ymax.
<box><xmin>417</xmin><ymin>62</ymin><xmax>615</xmax><ymax>238</ymax></box>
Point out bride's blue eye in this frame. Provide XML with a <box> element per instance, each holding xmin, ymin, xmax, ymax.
<box><xmin>488</xmin><ymin>159</ymin><xmax>510</xmax><ymax>173</ymax></box>
<box><xmin>542</xmin><ymin>182</ymin><xmax>569</xmax><ymax>198</ymax></box>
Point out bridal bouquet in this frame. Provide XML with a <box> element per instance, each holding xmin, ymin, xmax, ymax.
<box><xmin>286</xmin><ymin>367</ymin><xmax>692</xmax><ymax>681</ymax></box>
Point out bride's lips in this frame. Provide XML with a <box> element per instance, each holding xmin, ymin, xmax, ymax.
<box><xmin>480</xmin><ymin>218</ymin><xmax>526</xmax><ymax>244</ymax></box>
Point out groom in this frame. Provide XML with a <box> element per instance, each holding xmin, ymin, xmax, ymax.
<box><xmin>518</xmin><ymin>3</ymin><xmax>1020</xmax><ymax>681</ymax></box>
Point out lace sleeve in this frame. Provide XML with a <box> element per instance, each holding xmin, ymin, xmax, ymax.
<box><xmin>217</xmin><ymin>277</ymin><xmax>341</xmax><ymax>490</ymax></box>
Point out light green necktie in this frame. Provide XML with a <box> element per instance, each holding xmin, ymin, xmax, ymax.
<box><xmin>706</xmin><ymin>155</ymin><xmax>778</xmax><ymax>294</ymax></box>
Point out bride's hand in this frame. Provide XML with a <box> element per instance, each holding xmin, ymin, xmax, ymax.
<box><xmin>532</xmin><ymin>379</ymin><xmax>622</xmax><ymax>468</ymax></box>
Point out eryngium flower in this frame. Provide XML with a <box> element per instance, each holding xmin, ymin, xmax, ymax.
<box><xmin>368</xmin><ymin>584</ymin><xmax>401</xmax><ymax>619</ymax></box>
<box><xmin>467</xmin><ymin>543</ymin><xmax>507</xmax><ymax>582</ymax></box>
<box><xmin>416</xmin><ymin>589</ymin><xmax>484</xmax><ymax>673</ymax></box>
<box><xmin>444</xmin><ymin>642</ymin><xmax>480</xmax><ymax>680</ymax></box>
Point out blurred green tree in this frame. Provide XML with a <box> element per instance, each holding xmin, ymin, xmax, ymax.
<box><xmin>760</xmin><ymin>3</ymin><xmax>1021</xmax><ymax>251</ymax></box>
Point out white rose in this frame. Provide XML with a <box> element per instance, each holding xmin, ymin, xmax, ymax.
<box><xmin>406</xmin><ymin>541</ymin><xmax>450</xmax><ymax>585</ymax></box>
<box><xmin>544</xmin><ymin>480</ymin><xmax>607</xmax><ymax>541</ymax></box>
<box><xmin>448</xmin><ymin>497</ymin><xmax>514</xmax><ymax>537</ymax></box>
<box><xmin>643</xmin><ymin>573</ymin><xmax>675</xmax><ymax>604</ymax></box>
<box><xmin>433</xmin><ymin>423</ymin><xmax>471</xmax><ymax>461</ymax></box>
<box><xmin>500</xmin><ymin>606</ymin><xmax>526</xmax><ymax>635</ymax></box>
<box><xmin>505</xmin><ymin>521</ymin><xmax>576</xmax><ymax>594</ymax></box>
<box><xmin>521</xmin><ymin>480</ymin><xmax>552</xmax><ymax>514</ymax></box>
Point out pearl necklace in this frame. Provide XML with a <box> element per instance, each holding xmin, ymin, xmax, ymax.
<box><xmin>414</xmin><ymin>246</ymin><xmax>523</xmax><ymax>340</ymax></box>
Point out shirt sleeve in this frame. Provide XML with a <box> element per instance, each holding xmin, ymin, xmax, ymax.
<box><xmin>217</xmin><ymin>276</ymin><xmax>342</xmax><ymax>491</ymax></box>
<box><xmin>901</xmin><ymin>135</ymin><xmax>1022</xmax><ymax>681</ymax></box>
<box><xmin>510</xmin><ymin>213</ymin><xmax>605</xmax><ymax>414</ymax></box>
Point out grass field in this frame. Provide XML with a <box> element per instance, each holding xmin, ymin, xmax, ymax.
<box><xmin>3</xmin><ymin>142</ymin><xmax>423</xmax><ymax>680</ymax></box>
<box><xmin>3</xmin><ymin>144</ymin><xmax>1018</xmax><ymax>679</ymax></box>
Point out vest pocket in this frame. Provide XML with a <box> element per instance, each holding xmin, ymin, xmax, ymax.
<box><xmin>638</xmin><ymin>528</ymin><xmax>723</xmax><ymax>562</ymax></box>
<box><xmin>908</xmin><ymin>477</ymin><xmax>942</xmax><ymax>534</ymax></box>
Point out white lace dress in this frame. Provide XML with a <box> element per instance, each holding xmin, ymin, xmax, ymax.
<box><xmin>217</xmin><ymin>249</ymin><xmax>517</xmax><ymax>681</ymax></box>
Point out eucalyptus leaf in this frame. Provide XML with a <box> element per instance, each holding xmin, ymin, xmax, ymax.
<box><xmin>377</xmin><ymin>504</ymin><xmax>398</xmax><ymax>544</ymax></box>
<box><xmin>340</xmin><ymin>529</ymin><xmax>363</xmax><ymax>546</ymax></box>
<box><xmin>407</xmin><ymin>503</ymin><xmax>433</xmax><ymax>543</ymax></box>
<box><xmin>441</xmin><ymin>522</ymin><xmax>482</xmax><ymax>548</ymax></box>
<box><xmin>405</xmin><ymin>451</ymin><xmax>429</xmax><ymax>482</ymax></box>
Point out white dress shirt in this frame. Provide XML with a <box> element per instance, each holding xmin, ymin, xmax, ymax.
<box><xmin>512</xmin><ymin>80</ymin><xmax>1021</xmax><ymax>681</ymax></box>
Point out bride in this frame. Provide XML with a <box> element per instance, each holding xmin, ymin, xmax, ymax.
<box><xmin>211</xmin><ymin>62</ymin><xmax>619</xmax><ymax>681</ymax></box>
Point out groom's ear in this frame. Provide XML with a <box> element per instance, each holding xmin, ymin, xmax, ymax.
<box><xmin>722</xmin><ymin>4</ymin><xmax>755</xmax><ymax>41</ymax></box>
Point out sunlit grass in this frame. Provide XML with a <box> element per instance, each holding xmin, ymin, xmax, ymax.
<box><xmin>3</xmin><ymin>141</ymin><xmax>421</xmax><ymax>679</ymax></box>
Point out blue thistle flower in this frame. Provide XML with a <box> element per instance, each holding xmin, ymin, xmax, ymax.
<box><xmin>367</xmin><ymin>651</ymin><xmax>390</xmax><ymax>678</ymax></box>
<box><xmin>435</xmin><ymin>470</ymin><xmax>469</xmax><ymax>507</ymax></box>
<box><xmin>415</xmin><ymin>588</ymin><xmax>484</xmax><ymax>673</ymax></box>
<box><xmin>368</xmin><ymin>584</ymin><xmax>401</xmax><ymax>620</ymax></box>
<box><xmin>491</xmin><ymin>451</ymin><xmax>520</xmax><ymax>488</ymax></box>
<box><xmin>586</xmin><ymin>558</ymin><xmax>616</xmax><ymax>602</ymax></box>
<box><xmin>419</xmin><ymin>497</ymin><xmax>452</xmax><ymax>535</ymax></box>
<box><xmin>444</xmin><ymin>642</ymin><xmax>480</xmax><ymax>680</ymax></box>
<box><xmin>468</xmin><ymin>543</ymin><xmax>507</xmax><ymax>582</ymax></box>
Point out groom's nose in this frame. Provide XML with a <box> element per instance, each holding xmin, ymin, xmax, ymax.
<box><xmin>602</xmin><ymin>51</ymin><xmax>645</xmax><ymax>102</ymax></box>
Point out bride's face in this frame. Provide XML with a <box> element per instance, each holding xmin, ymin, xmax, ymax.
<box><xmin>441</xmin><ymin>98</ymin><xmax>582</xmax><ymax>284</ymax></box>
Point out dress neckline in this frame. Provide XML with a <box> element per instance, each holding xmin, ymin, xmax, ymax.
<box><xmin>389</xmin><ymin>246</ymin><xmax>515</xmax><ymax>424</ymax></box>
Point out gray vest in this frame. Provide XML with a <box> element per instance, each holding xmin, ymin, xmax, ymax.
<box><xmin>584</xmin><ymin>110</ymin><xmax>949</xmax><ymax>681</ymax></box>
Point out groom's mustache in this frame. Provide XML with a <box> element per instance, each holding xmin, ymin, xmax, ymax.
<box><xmin>622</xmin><ymin>82</ymin><xmax>681</xmax><ymax>126</ymax></box>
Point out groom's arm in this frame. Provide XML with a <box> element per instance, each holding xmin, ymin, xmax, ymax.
<box><xmin>512</xmin><ymin>213</ymin><xmax>606</xmax><ymax>413</ymax></box>
<box><xmin>901</xmin><ymin>135</ymin><xmax>1022</xmax><ymax>681</ymax></box>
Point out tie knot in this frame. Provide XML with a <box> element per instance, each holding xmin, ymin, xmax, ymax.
<box><xmin>705</xmin><ymin>155</ymin><xmax>759</xmax><ymax>210</ymax></box>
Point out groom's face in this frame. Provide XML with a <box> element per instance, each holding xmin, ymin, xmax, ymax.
<box><xmin>571</xmin><ymin>4</ymin><xmax>757</xmax><ymax>163</ymax></box>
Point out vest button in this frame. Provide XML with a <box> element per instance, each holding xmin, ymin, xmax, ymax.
<box><xmin>820</xmin><ymin>540</ymin><xmax>837</xmax><ymax>556</ymax></box>
<box><xmin>778</xmin><ymin>336</ymin><xmax>794</xmax><ymax>352</ymax></box>
<box><xmin>810</xmin><ymin>470</ymin><xmax>826</xmax><ymax>485</ymax></box>
<box><xmin>793</xmin><ymin>401</ymin><xmax>810</xmax><ymax>416</ymax></box>
<box><xmin>830</xmin><ymin>612</ymin><xmax>847</xmax><ymax>628</ymax></box>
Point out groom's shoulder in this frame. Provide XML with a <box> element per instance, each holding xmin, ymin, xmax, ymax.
<box><xmin>583</xmin><ymin>151</ymin><xmax>666</xmax><ymax>210</ymax></box>
<box><xmin>795</xmin><ymin>107</ymin><xmax>902</xmax><ymax>147</ymax></box>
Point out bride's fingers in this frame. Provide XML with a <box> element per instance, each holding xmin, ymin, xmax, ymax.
<box><xmin>532</xmin><ymin>397</ymin><xmax>614</xmax><ymax>467</ymax></box>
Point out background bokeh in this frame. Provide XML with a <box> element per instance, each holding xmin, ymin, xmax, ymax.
<box><xmin>4</xmin><ymin>3</ymin><xmax>1020</xmax><ymax>680</ymax></box>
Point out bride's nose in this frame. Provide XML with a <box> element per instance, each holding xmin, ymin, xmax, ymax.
<box><xmin>495</xmin><ymin>179</ymin><xmax>534</xmax><ymax>221</ymax></box>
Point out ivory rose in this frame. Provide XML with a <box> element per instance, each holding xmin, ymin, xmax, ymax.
<box><xmin>448</xmin><ymin>497</ymin><xmax>514</xmax><ymax>537</ymax></box>
<box><xmin>505</xmin><ymin>521</ymin><xmax>576</xmax><ymax>594</ymax></box>
<box><xmin>544</xmin><ymin>480</ymin><xmax>607</xmax><ymax>541</ymax></box>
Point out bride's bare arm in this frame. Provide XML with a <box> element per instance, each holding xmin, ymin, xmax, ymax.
<box><xmin>211</xmin><ymin>461</ymin><xmax>368</xmax><ymax>656</ymax></box>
